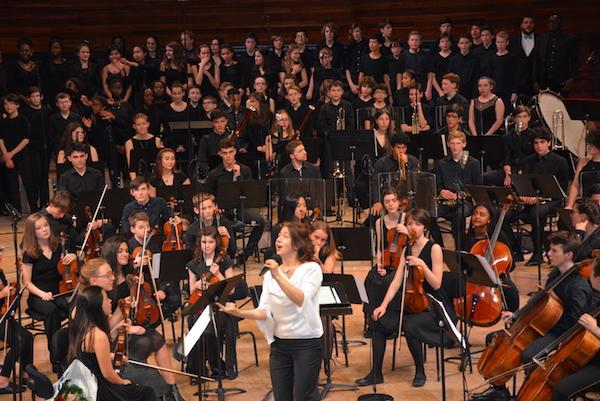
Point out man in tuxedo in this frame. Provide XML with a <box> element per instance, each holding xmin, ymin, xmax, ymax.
<box><xmin>532</xmin><ymin>14</ymin><xmax>577</xmax><ymax>95</ymax></box>
<box><xmin>510</xmin><ymin>16</ymin><xmax>537</xmax><ymax>97</ymax></box>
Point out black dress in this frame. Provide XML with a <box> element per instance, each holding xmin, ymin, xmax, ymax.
<box><xmin>581</xmin><ymin>160</ymin><xmax>600</xmax><ymax>196</ymax></box>
<box><xmin>149</xmin><ymin>171</ymin><xmax>189</xmax><ymax>188</ymax></box>
<box><xmin>129</xmin><ymin>136</ymin><xmax>159</xmax><ymax>173</ymax></box>
<box><xmin>473</xmin><ymin>96</ymin><xmax>499</xmax><ymax>135</ymax></box>
<box><xmin>78</xmin><ymin>351</ymin><xmax>156</xmax><ymax>401</ymax></box>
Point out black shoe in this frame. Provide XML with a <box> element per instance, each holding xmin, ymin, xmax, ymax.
<box><xmin>0</xmin><ymin>384</ymin><xmax>24</xmax><ymax>394</ymax></box>
<box><xmin>225</xmin><ymin>370</ymin><xmax>238</xmax><ymax>380</ymax></box>
<box><xmin>363</xmin><ymin>327</ymin><xmax>372</xmax><ymax>339</ymax></box>
<box><xmin>470</xmin><ymin>386</ymin><xmax>510</xmax><ymax>401</ymax></box>
<box><xmin>412</xmin><ymin>373</ymin><xmax>426</xmax><ymax>387</ymax></box>
<box><xmin>355</xmin><ymin>372</ymin><xmax>383</xmax><ymax>386</ymax></box>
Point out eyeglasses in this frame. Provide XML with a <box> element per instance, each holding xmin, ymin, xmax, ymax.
<box><xmin>95</xmin><ymin>271</ymin><xmax>115</xmax><ymax>279</ymax></box>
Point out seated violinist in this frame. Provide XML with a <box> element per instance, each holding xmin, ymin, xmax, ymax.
<box><xmin>471</xmin><ymin>231</ymin><xmax>591</xmax><ymax>401</ymax></box>
<box><xmin>571</xmin><ymin>198</ymin><xmax>600</xmax><ymax>262</ymax></box>
<box><xmin>183</xmin><ymin>192</ymin><xmax>234</xmax><ymax>255</ymax></box>
<box><xmin>185</xmin><ymin>226</ymin><xmax>240</xmax><ymax>379</ymax></box>
<box><xmin>127</xmin><ymin>211</ymin><xmax>181</xmax><ymax>319</ymax></box>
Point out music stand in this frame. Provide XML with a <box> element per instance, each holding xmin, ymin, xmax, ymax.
<box><xmin>555</xmin><ymin>208</ymin><xmax>575</xmax><ymax>232</ymax></box>
<box><xmin>426</xmin><ymin>293</ymin><xmax>467</xmax><ymax>401</ymax></box>
<box><xmin>466</xmin><ymin>185</ymin><xmax>512</xmax><ymax>207</ymax></box>
<box><xmin>511</xmin><ymin>173</ymin><xmax>566</xmax><ymax>286</ymax></box>
<box><xmin>303</xmin><ymin>137</ymin><xmax>322</xmax><ymax>164</ymax></box>
<box><xmin>563</xmin><ymin>98</ymin><xmax>600</xmax><ymax>138</ymax></box>
<box><xmin>130</xmin><ymin>148</ymin><xmax>158</xmax><ymax>178</ymax></box>
<box><xmin>466</xmin><ymin>136</ymin><xmax>505</xmax><ymax>174</ymax></box>
<box><xmin>182</xmin><ymin>274</ymin><xmax>245</xmax><ymax>401</ymax></box>
<box><xmin>76</xmin><ymin>189</ymin><xmax>131</xmax><ymax>230</ymax></box>
<box><xmin>408</xmin><ymin>134</ymin><xmax>447</xmax><ymax>170</ymax></box>
<box><xmin>156</xmin><ymin>185</ymin><xmax>194</xmax><ymax>216</ymax></box>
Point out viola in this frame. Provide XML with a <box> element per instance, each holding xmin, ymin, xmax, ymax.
<box><xmin>0</xmin><ymin>282</ymin><xmax>17</xmax><ymax>316</ymax></box>
<box><xmin>57</xmin><ymin>232</ymin><xmax>78</xmax><ymax>294</ymax></box>
<box><xmin>162</xmin><ymin>197</ymin><xmax>184</xmax><ymax>251</ymax></box>
<box><xmin>127</xmin><ymin>273</ymin><xmax>160</xmax><ymax>326</ymax></box>
<box><xmin>402</xmin><ymin>232</ymin><xmax>430</xmax><ymax>313</ymax></box>
<box><xmin>113</xmin><ymin>298</ymin><xmax>131</xmax><ymax>375</ymax></box>
<box><xmin>477</xmin><ymin>263</ymin><xmax>585</xmax><ymax>386</ymax></box>
<box><xmin>382</xmin><ymin>199</ymin><xmax>410</xmax><ymax>270</ymax></box>
<box><xmin>188</xmin><ymin>247</ymin><xmax>227</xmax><ymax>306</ymax></box>
<box><xmin>82</xmin><ymin>206</ymin><xmax>103</xmax><ymax>260</ymax></box>
<box><xmin>454</xmin><ymin>203</ymin><xmax>512</xmax><ymax>327</ymax></box>
<box><xmin>517</xmin><ymin>305</ymin><xmax>600</xmax><ymax>401</ymax></box>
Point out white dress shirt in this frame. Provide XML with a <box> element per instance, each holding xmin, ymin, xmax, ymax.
<box><xmin>521</xmin><ymin>32</ymin><xmax>535</xmax><ymax>57</ymax></box>
<box><xmin>257</xmin><ymin>261</ymin><xmax>323</xmax><ymax>343</ymax></box>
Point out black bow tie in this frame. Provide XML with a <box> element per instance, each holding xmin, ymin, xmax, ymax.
<box><xmin>523</xmin><ymin>33</ymin><xmax>533</xmax><ymax>39</ymax></box>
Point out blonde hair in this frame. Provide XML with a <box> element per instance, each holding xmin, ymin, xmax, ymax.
<box><xmin>78</xmin><ymin>258</ymin><xmax>110</xmax><ymax>289</ymax></box>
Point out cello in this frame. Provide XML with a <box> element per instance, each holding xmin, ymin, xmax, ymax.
<box><xmin>517</xmin><ymin>304</ymin><xmax>600</xmax><ymax>401</ymax></box>
<box><xmin>477</xmin><ymin>262</ymin><xmax>585</xmax><ymax>386</ymax></box>
<box><xmin>454</xmin><ymin>202</ymin><xmax>512</xmax><ymax>327</ymax></box>
<box><xmin>57</xmin><ymin>232</ymin><xmax>79</xmax><ymax>293</ymax></box>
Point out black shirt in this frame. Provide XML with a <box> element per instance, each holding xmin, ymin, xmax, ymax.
<box><xmin>48</xmin><ymin>112</ymin><xmax>81</xmax><ymax>152</ymax></box>
<box><xmin>0</xmin><ymin>114</ymin><xmax>30</xmax><ymax>159</ymax></box>
<box><xmin>435</xmin><ymin>155</ymin><xmax>482</xmax><ymax>193</ymax></box>
<box><xmin>285</xmin><ymin>103</ymin><xmax>317</xmax><ymax>140</ymax></box>
<box><xmin>400</xmin><ymin>50</ymin><xmax>434</xmax><ymax>89</ymax></box>
<box><xmin>501</xmin><ymin>128</ymin><xmax>535</xmax><ymax>171</ymax></box>
<box><xmin>149</xmin><ymin>172</ymin><xmax>189</xmax><ymax>189</ymax></box>
<box><xmin>205</xmin><ymin>163</ymin><xmax>252</xmax><ymax>195</ymax></box>
<box><xmin>359</xmin><ymin>53</ymin><xmax>389</xmax><ymax>84</ymax></box>
<box><xmin>317</xmin><ymin>101</ymin><xmax>355</xmax><ymax>135</ymax></box>
<box><xmin>38</xmin><ymin>208</ymin><xmax>77</xmax><ymax>252</ymax></box>
<box><xmin>23</xmin><ymin>248</ymin><xmax>62</xmax><ymax>294</ymax></box>
<box><xmin>447</xmin><ymin>52</ymin><xmax>480</xmax><ymax>98</ymax></box>
<box><xmin>545</xmin><ymin>266</ymin><xmax>592</xmax><ymax>335</ymax></box>
<box><xmin>58</xmin><ymin>167</ymin><xmax>104</xmax><ymax>198</ymax></box>
<box><xmin>489</xmin><ymin>53</ymin><xmax>517</xmax><ymax>95</ymax></box>
<box><xmin>279</xmin><ymin>161</ymin><xmax>321</xmax><ymax>179</ymax></box>
<box><xmin>186</xmin><ymin>254</ymin><xmax>233</xmax><ymax>279</ymax></box>
<box><xmin>121</xmin><ymin>197</ymin><xmax>172</xmax><ymax>232</ymax></box>
<box><xmin>22</xmin><ymin>105</ymin><xmax>51</xmax><ymax>147</ymax></box>
<box><xmin>522</xmin><ymin>151</ymin><xmax>569</xmax><ymax>195</ymax></box>
<box><xmin>371</xmin><ymin>154</ymin><xmax>420</xmax><ymax>204</ymax></box>
<box><xmin>198</xmin><ymin>130</ymin><xmax>230</xmax><ymax>172</ymax></box>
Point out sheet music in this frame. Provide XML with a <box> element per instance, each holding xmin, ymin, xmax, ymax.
<box><xmin>151</xmin><ymin>253</ymin><xmax>161</xmax><ymax>279</ymax></box>
<box><xmin>354</xmin><ymin>274</ymin><xmax>369</xmax><ymax>304</ymax></box>
<box><xmin>319</xmin><ymin>286</ymin><xmax>341</xmax><ymax>305</ymax></box>
<box><xmin>183</xmin><ymin>307</ymin><xmax>211</xmax><ymax>357</ymax></box>
<box><xmin>429</xmin><ymin>294</ymin><xmax>467</xmax><ymax>350</ymax></box>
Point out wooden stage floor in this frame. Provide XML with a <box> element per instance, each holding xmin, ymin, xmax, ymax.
<box><xmin>0</xmin><ymin>215</ymin><xmax>546</xmax><ymax>401</ymax></box>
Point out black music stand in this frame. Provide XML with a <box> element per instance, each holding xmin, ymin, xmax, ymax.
<box><xmin>466</xmin><ymin>136</ymin><xmax>505</xmax><ymax>174</ymax></box>
<box><xmin>130</xmin><ymin>148</ymin><xmax>158</xmax><ymax>178</ymax></box>
<box><xmin>563</xmin><ymin>98</ymin><xmax>600</xmax><ymax>132</ymax></box>
<box><xmin>303</xmin><ymin>137</ymin><xmax>322</xmax><ymax>164</ymax></box>
<box><xmin>181</xmin><ymin>274</ymin><xmax>245</xmax><ymax>401</ymax></box>
<box><xmin>316</xmin><ymin>280</ymin><xmax>357</xmax><ymax>398</ymax></box>
<box><xmin>555</xmin><ymin>208</ymin><xmax>575</xmax><ymax>232</ymax></box>
<box><xmin>511</xmin><ymin>173</ymin><xmax>566</xmax><ymax>286</ymax></box>
<box><xmin>156</xmin><ymin>185</ymin><xmax>194</xmax><ymax>216</ymax></box>
<box><xmin>76</xmin><ymin>189</ymin><xmax>131</xmax><ymax>231</ymax></box>
<box><xmin>426</xmin><ymin>293</ymin><xmax>467</xmax><ymax>401</ymax></box>
<box><xmin>466</xmin><ymin>185</ymin><xmax>512</xmax><ymax>207</ymax></box>
<box><xmin>408</xmin><ymin>134</ymin><xmax>447</xmax><ymax>171</ymax></box>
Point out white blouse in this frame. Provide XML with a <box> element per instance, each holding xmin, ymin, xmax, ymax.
<box><xmin>257</xmin><ymin>261</ymin><xmax>323</xmax><ymax>343</ymax></box>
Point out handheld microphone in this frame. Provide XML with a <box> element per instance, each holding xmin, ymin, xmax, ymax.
<box><xmin>259</xmin><ymin>254</ymin><xmax>282</xmax><ymax>276</ymax></box>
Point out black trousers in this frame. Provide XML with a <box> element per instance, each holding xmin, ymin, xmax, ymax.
<box><xmin>270</xmin><ymin>337</ymin><xmax>322</xmax><ymax>401</ymax></box>
<box><xmin>29</xmin><ymin>143</ymin><xmax>50</xmax><ymax>208</ymax></box>
<box><xmin>506</xmin><ymin>200</ymin><xmax>561</xmax><ymax>258</ymax></box>
<box><xmin>5</xmin><ymin>155</ymin><xmax>38</xmax><ymax>212</ymax></box>
<box><xmin>0</xmin><ymin>319</ymin><xmax>34</xmax><ymax>378</ymax></box>
<box><xmin>242</xmin><ymin>209</ymin><xmax>265</xmax><ymax>253</ymax></box>
<box><xmin>27</xmin><ymin>295</ymin><xmax>69</xmax><ymax>365</ymax></box>
<box><xmin>552</xmin><ymin>358</ymin><xmax>600</xmax><ymax>401</ymax></box>
<box><xmin>430</xmin><ymin>203</ymin><xmax>473</xmax><ymax>248</ymax></box>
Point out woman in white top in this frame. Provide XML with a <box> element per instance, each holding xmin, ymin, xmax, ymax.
<box><xmin>219</xmin><ymin>222</ymin><xmax>323</xmax><ymax>401</ymax></box>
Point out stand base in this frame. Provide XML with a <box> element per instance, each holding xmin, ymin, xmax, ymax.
<box><xmin>357</xmin><ymin>393</ymin><xmax>394</xmax><ymax>401</ymax></box>
<box><xmin>319</xmin><ymin>382</ymin><xmax>357</xmax><ymax>399</ymax></box>
<box><xmin>194</xmin><ymin>387</ymin><xmax>246</xmax><ymax>400</ymax></box>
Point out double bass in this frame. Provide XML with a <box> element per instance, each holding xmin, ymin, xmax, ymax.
<box><xmin>453</xmin><ymin>203</ymin><xmax>512</xmax><ymax>327</ymax></box>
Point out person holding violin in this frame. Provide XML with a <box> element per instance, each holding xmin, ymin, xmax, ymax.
<box><xmin>472</xmin><ymin>231</ymin><xmax>592</xmax><ymax>401</ymax></box>
<box><xmin>39</xmin><ymin>190</ymin><xmax>77</xmax><ymax>244</ymax></box>
<box><xmin>205</xmin><ymin>139</ymin><xmax>265</xmax><ymax>261</ymax></box>
<box><xmin>571</xmin><ymin>198</ymin><xmax>600</xmax><ymax>262</ymax></box>
<box><xmin>185</xmin><ymin>226</ymin><xmax>239</xmax><ymax>379</ymax></box>
<box><xmin>149</xmin><ymin>148</ymin><xmax>191</xmax><ymax>196</ymax></box>
<box><xmin>120</xmin><ymin>176</ymin><xmax>180</xmax><ymax>234</ymax></box>
<box><xmin>218</xmin><ymin>222</ymin><xmax>323</xmax><ymax>401</ymax></box>
<box><xmin>184</xmin><ymin>192</ymin><xmax>234</xmax><ymax>255</ymax></box>
<box><xmin>278</xmin><ymin>140</ymin><xmax>321</xmax><ymax>179</ymax></box>
<box><xmin>0</xmin><ymin>250</ymin><xmax>33</xmax><ymax>394</ymax></box>
<box><xmin>98</xmin><ymin>242</ymin><xmax>188</xmax><ymax>400</ymax></box>
<box><xmin>20</xmin><ymin>212</ymin><xmax>75</xmax><ymax>373</ymax></box>
<box><xmin>361</xmin><ymin>208</ymin><xmax>448</xmax><ymax>388</ymax></box>
<box><xmin>68</xmin><ymin>285</ymin><xmax>156</xmax><ymax>400</ymax></box>
<box><xmin>127</xmin><ymin>212</ymin><xmax>180</xmax><ymax>320</ymax></box>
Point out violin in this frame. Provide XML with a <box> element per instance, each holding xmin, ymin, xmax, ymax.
<box><xmin>477</xmin><ymin>263</ymin><xmax>585</xmax><ymax>386</ymax></box>
<box><xmin>0</xmin><ymin>281</ymin><xmax>17</xmax><ymax>316</ymax></box>
<box><xmin>162</xmin><ymin>197</ymin><xmax>184</xmax><ymax>251</ymax></box>
<box><xmin>382</xmin><ymin>200</ymin><xmax>410</xmax><ymax>270</ymax></box>
<box><xmin>578</xmin><ymin>249</ymin><xmax>600</xmax><ymax>279</ymax></box>
<box><xmin>517</xmin><ymin>305</ymin><xmax>600</xmax><ymax>401</ymax></box>
<box><xmin>401</xmin><ymin>231</ymin><xmax>430</xmax><ymax>313</ymax></box>
<box><xmin>310</xmin><ymin>207</ymin><xmax>321</xmax><ymax>223</ymax></box>
<box><xmin>127</xmin><ymin>273</ymin><xmax>160</xmax><ymax>326</ymax></box>
<box><xmin>113</xmin><ymin>298</ymin><xmax>131</xmax><ymax>375</ymax></box>
<box><xmin>57</xmin><ymin>232</ymin><xmax>78</xmax><ymax>294</ymax></box>
<box><xmin>454</xmin><ymin>203</ymin><xmax>512</xmax><ymax>327</ymax></box>
<box><xmin>188</xmin><ymin>246</ymin><xmax>227</xmax><ymax>306</ymax></box>
<box><xmin>82</xmin><ymin>206</ymin><xmax>103</xmax><ymax>260</ymax></box>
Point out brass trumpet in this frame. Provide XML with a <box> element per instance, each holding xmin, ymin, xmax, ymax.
<box><xmin>411</xmin><ymin>104</ymin><xmax>419</xmax><ymax>135</ymax></box>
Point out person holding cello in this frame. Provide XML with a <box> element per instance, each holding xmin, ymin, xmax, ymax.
<box><xmin>185</xmin><ymin>226</ymin><xmax>239</xmax><ymax>379</ymax></box>
<box><xmin>472</xmin><ymin>231</ymin><xmax>592</xmax><ymax>401</ymax></box>
<box><xmin>21</xmin><ymin>212</ymin><xmax>75</xmax><ymax>373</ymax></box>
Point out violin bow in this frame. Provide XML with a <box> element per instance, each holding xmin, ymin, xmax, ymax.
<box><xmin>141</xmin><ymin>227</ymin><xmax>166</xmax><ymax>325</ymax></box>
<box><xmin>78</xmin><ymin>185</ymin><xmax>109</xmax><ymax>260</ymax></box>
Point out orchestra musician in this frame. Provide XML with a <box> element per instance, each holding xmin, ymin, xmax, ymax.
<box><xmin>567</xmin><ymin>129</ymin><xmax>600</xmax><ymax>208</ymax></box>
<box><xmin>184</xmin><ymin>192</ymin><xmax>234</xmax><ymax>254</ymax></box>
<box><xmin>571</xmin><ymin>198</ymin><xmax>600</xmax><ymax>262</ymax></box>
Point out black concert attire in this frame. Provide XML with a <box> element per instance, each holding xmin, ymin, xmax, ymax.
<box><xmin>472</xmin><ymin>43</ymin><xmax>496</xmax><ymax>77</ymax></box>
<box><xmin>285</xmin><ymin>103</ymin><xmax>317</xmax><ymax>140</ymax></box>
<box><xmin>472</xmin><ymin>96</ymin><xmax>500</xmax><ymax>136</ymax></box>
<box><xmin>434</xmin><ymin>93</ymin><xmax>469</xmax><ymax>116</ymax></box>
<box><xmin>42</xmin><ymin>59</ymin><xmax>70</xmax><ymax>107</ymax></box>
<box><xmin>580</xmin><ymin>160</ymin><xmax>600</xmax><ymax>197</ymax></box>
<box><xmin>393</xmin><ymin>88</ymin><xmax>410</xmax><ymax>108</ymax></box>
<box><xmin>57</xmin><ymin>166</ymin><xmax>104</xmax><ymax>199</ymax></box>
<box><xmin>0</xmin><ymin>270</ymin><xmax>34</xmax><ymax>383</ymax></box>
<box><xmin>508</xmin><ymin>151</ymin><xmax>569</xmax><ymax>260</ymax></box>
<box><xmin>431</xmin><ymin>154</ymin><xmax>482</xmax><ymax>246</ymax></box>
<box><xmin>0</xmin><ymin>113</ymin><xmax>37</xmax><ymax>212</ymax></box>
<box><xmin>162</xmin><ymin>66</ymin><xmax>188</xmax><ymax>89</ymax></box>
<box><xmin>197</xmin><ymin>130</ymin><xmax>230</xmax><ymax>174</ymax></box>
<box><xmin>120</xmin><ymin>197</ymin><xmax>172</xmax><ymax>233</ymax></box>
<box><xmin>22</xmin><ymin>104</ymin><xmax>51</xmax><ymax>207</ymax></box>
<box><xmin>220</xmin><ymin>63</ymin><xmax>244</xmax><ymax>90</ymax></box>
<box><xmin>185</xmin><ymin>255</ymin><xmax>241</xmax><ymax>377</ymax></box>
<box><xmin>532</xmin><ymin>31</ymin><xmax>577</xmax><ymax>94</ymax></box>
<box><xmin>489</xmin><ymin>52</ymin><xmax>518</xmax><ymax>114</ymax></box>
<box><xmin>447</xmin><ymin>51</ymin><xmax>480</xmax><ymax>99</ymax></box>
<box><xmin>299</xmin><ymin>47</ymin><xmax>317</xmax><ymax>72</ymax></box>
<box><xmin>312</xmin><ymin>66</ymin><xmax>346</xmax><ymax>96</ymax></box>
<box><xmin>130</xmin><ymin>63</ymin><xmax>157</xmax><ymax>110</ymax></box>
<box><xmin>359</xmin><ymin>53</ymin><xmax>389</xmax><ymax>84</ymax></box>
<box><xmin>345</xmin><ymin>39</ymin><xmax>369</xmax><ymax>89</ymax></box>
<box><xmin>483</xmin><ymin>127</ymin><xmax>535</xmax><ymax>186</ymax></box>
<box><xmin>23</xmin><ymin>248</ymin><xmax>70</xmax><ymax>367</ymax></box>
<box><xmin>159</xmin><ymin>104</ymin><xmax>192</xmax><ymax>159</ymax></box>
<box><xmin>69</xmin><ymin>60</ymin><xmax>101</xmax><ymax>98</ymax></box>
<box><xmin>318</xmin><ymin>41</ymin><xmax>346</xmax><ymax>70</ymax></box>
<box><xmin>149</xmin><ymin>172</ymin><xmax>189</xmax><ymax>189</ymax></box>
<box><xmin>388</xmin><ymin>55</ymin><xmax>402</xmax><ymax>93</ymax></box>
<box><xmin>205</xmin><ymin>163</ymin><xmax>265</xmax><ymax>258</ymax></box>
<box><xmin>575</xmin><ymin>226</ymin><xmax>600</xmax><ymax>262</ymax></box>
<box><xmin>6</xmin><ymin>61</ymin><xmax>41</xmax><ymax>97</ymax></box>
<box><xmin>399</xmin><ymin>49</ymin><xmax>434</xmax><ymax>90</ymax></box>
<box><xmin>197</xmin><ymin>63</ymin><xmax>220</xmax><ymax>99</ymax></box>
<box><xmin>509</xmin><ymin>32</ymin><xmax>537</xmax><ymax>96</ymax></box>
<box><xmin>401</xmin><ymin>103</ymin><xmax>432</xmax><ymax>134</ymax></box>
<box><xmin>128</xmin><ymin>136</ymin><xmax>160</xmax><ymax>176</ymax></box>
<box><xmin>317</xmin><ymin>100</ymin><xmax>355</xmax><ymax>177</ymax></box>
<box><xmin>183</xmin><ymin>215</ymin><xmax>235</xmax><ymax>256</ymax></box>
<box><xmin>279</xmin><ymin>161</ymin><xmax>321</xmax><ymax>179</ymax></box>
<box><xmin>433</xmin><ymin>52</ymin><xmax>453</xmax><ymax>90</ymax></box>
<box><xmin>369</xmin><ymin>154</ymin><xmax>420</xmax><ymax>205</ymax></box>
